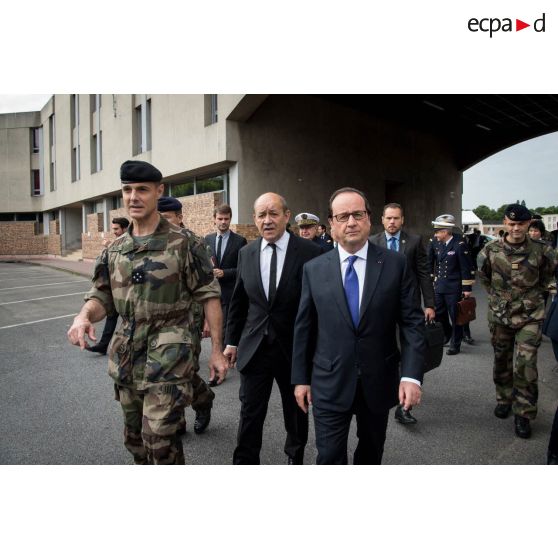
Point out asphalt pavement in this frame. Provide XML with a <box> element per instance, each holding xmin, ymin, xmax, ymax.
<box><xmin>0</xmin><ymin>260</ymin><xmax>557</xmax><ymax>465</ymax></box>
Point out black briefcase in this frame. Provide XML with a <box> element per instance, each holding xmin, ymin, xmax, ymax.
<box><xmin>423</xmin><ymin>321</ymin><xmax>444</xmax><ymax>373</ymax></box>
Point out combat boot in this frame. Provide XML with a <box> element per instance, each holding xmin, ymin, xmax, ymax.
<box><xmin>514</xmin><ymin>415</ymin><xmax>531</xmax><ymax>439</ymax></box>
<box><xmin>494</xmin><ymin>403</ymin><xmax>512</xmax><ymax>419</ymax></box>
<box><xmin>194</xmin><ymin>408</ymin><xmax>211</xmax><ymax>434</ymax></box>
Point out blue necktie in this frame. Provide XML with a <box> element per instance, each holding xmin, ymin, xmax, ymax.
<box><xmin>389</xmin><ymin>236</ymin><xmax>398</xmax><ymax>252</ymax></box>
<box><xmin>344</xmin><ymin>255</ymin><xmax>359</xmax><ymax>328</ymax></box>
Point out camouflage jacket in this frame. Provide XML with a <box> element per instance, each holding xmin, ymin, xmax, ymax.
<box><xmin>84</xmin><ymin>217</ymin><xmax>221</xmax><ymax>390</ymax></box>
<box><xmin>477</xmin><ymin>237</ymin><xmax>556</xmax><ymax>327</ymax></box>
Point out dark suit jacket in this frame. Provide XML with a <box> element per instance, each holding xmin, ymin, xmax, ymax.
<box><xmin>291</xmin><ymin>241</ymin><xmax>426</xmax><ymax>413</ymax></box>
<box><xmin>369</xmin><ymin>230</ymin><xmax>435</xmax><ymax>309</ymax></box>
<box><xmin>428</xmin><ymin>235</ymin><xmax>474</xmax><ymax>295</ymax></box>
<box><xmin>204</xmin><ymin>230</ymin><xmax>247</xmax><ymax>305</ymax></box>
<box><xmin>225</xmin><ymin>233</ymin><xmax>322</xmax><ymax>372</ymax></box>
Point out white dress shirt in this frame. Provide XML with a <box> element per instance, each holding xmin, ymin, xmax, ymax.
<box><xmin>260</xmin><ymin>230</ymin><xmax>290</xmax><ymax>300</ymax></box>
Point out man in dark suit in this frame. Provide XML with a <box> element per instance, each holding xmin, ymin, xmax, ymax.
<box><xmin>224</xmin><ymin>192</ymin><xmax>322</xmax><ymax>464</ymax></box>
<box><xmin>205</xmin><ymin>204</ymin><xmax>247</xmax><ymax>386</ymax></box>
<box><xmin>370</xmin><ymin>202</ymin><xmax>435</xmax><ymax>425</ymax></box>
<box><xmin>292</xmin><ymin>187</ymin><xmax>425</xmax><ymax>465</ymax></box>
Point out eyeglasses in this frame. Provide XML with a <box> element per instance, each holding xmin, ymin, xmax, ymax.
<box><xmin>331</xmin><ymin>211</ymin><xmax>368</xmax><ymax>223</ymax></box>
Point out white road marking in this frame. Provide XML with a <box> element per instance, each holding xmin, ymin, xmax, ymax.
<box><xmin>0</xmin><ymin>313</ymin><xmax>77</xmax><ymax>330</ymax></box>
<box><xmin>0</xmin><ymin>292</ymin><xmax>88</xmax><ymax>306</ymax></box>
<box><xmin>0</xmin><ymin>280</ymin><xmax>89</xmax><ymax>292</ymax></box>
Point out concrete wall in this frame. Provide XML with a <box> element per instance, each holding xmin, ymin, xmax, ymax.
<box><xmin>0</xmin><ymin>112</ymin><xmax>44</xmax><ymax>214</ymax></box>
<box><xmin>227</xmin><ymin>95</ymin><xmax>462</xmax><ymax>238</ymax></box>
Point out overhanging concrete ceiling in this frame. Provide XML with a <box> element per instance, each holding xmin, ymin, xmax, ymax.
<box><xmin>316</xmin><ymin>94</ymin><xmax>558</xmax><ymax>171</ymax></box>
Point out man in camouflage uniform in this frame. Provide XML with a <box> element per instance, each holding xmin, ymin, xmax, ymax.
<box><xmin>157</xmin><ymin>196</ymin><xmax>215</xmax><ymax>435</ymax></box>
<box><xmin>477</xmin><ymin>204</ymin><xmax>556</xmax><ymax>439</ymax></box>
<box><xmin>67</xmin><ymin>161</ymin><xmax>228</xmax><ymax>464</ymax></box>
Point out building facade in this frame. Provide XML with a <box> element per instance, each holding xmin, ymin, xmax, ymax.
<box><xmin>9</xmin><ymin>94</ymin><xmax>551</xmax><ymax>258</ymax></box>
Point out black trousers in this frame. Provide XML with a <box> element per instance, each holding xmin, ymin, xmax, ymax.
<box><xmin>435</xmin><ymin>292</ymin><xmax>463</xmax><ymax>350</ymax></box>
<box><xmin>99</xmin><ymin>313</ymin><xmax>118</xmax><ymax>347</ymax></box>
<box><xmin>233</xmin><ymin>340</ymin><xmax>308</xmax><ymax>464</ymax></box>
<box><xmin>313</xmin><ymin>379</ymin><xmax>390</xmax><ymax>465</ymax></box>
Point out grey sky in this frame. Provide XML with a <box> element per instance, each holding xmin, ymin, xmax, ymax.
<box><xmin>1</xmin><ymin>95</ymin><xmax>556</xmax><ymax>212</ymax></box>
<box><xmin>0</xmin><ymin>94</ymin><xmax>52</xmax><ymax>114</ymax></box>
<box><xmin>463</xmin><ymin>131</ymin><xmax>558</xmax><ymax>210</ymax></box>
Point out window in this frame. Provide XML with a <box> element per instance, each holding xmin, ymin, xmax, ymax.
<box><xmin>90</xmin><ymin>94</ymin><xmax>103</xmax><ymax>173</ymax></box>
<box><xmin>71</xmin><ymin>95</ymin><xmax>80</xmax><ymax>182</ymax></box>
<box><xmin>133</xmin><ymin>95</ymin><xmax>152</xmax><ymax>155</ymax></box>
<box><xmin>49</xmin><ymin>114</ymin><xmax>56</xmax><ymax>191</ymax></box>
<box><xmin>32</xmin><ymin>170</ymin><xmax>41</xmax><ymax>196</ymax></box>
<box><xmin>31</xmin><ymin>128</ymin><xmax>41</xmax><ymax>153</ymax></box>
<box><xmin>171</xmin><ymin>181</ymin><xmax>195</xmax><ymax>197</ymax></box>
<box><xmin>168</xmin><ymin>172</ymin><xmax>227</xmax><ymax>198</ymax></box>
<box><xmin>204</xmin><ymin>94</ymin><xmax>218</xmax><ymax>126</ymax></box>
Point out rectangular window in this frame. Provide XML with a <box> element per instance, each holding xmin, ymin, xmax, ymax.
<box><xmin>133</xmin><ymin>96</ymin><xmax>152</xmax><ymax>155</ymax></box>
<box><xmin>171</xmin><ymin>181</ymin><xmax>195</xmax><ymax>197</ymax></box>
<box><xmin>32</xmin><ymin>170</ymin><xmax>41</xmax><ymax>196</ymax></box>
<box><xmin>71</xmin><ymin>95</ymin><xmax>80</xmax><ymax>182</ymax></box>
<box><xmin>204</xmin><ymin>94</ymin><xmax>218</xmax><ymax>126</ymax></box>
<box><xmin>49</xmin><ymin>114</ymin><xmax>56</xmax><ymax>191</ymax></box>
<box><xmin>31</xmin><ymin>128</ymin><xmax>41</xmax><ymax>153</ymax></box>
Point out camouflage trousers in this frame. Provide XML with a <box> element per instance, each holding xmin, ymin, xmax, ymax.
<box><xmin>116</xmin><ymin>382</ymin><xmax>193</xmax><ymax>465</ymax></box>
<box><xmin>489</xmin><ymin>322</ymin><xmax>542</xmax><ymax>419</ymax></box>
<box><xmin>176</xmin><ymin>313</ymin><xmax>215</xmax><ymax>432</ymax></box>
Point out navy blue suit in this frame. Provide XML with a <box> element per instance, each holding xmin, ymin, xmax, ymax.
<box><xmin>292</xmin><ymin>241</ymin><xmax>425</xmax><ymax>464</ymax></box>
<box><xmin>429</xmin><ymin>235</ymin><xmax>474</xmax><ymax>350</ymax></box>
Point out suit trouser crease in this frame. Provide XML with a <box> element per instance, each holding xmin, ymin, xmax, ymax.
<box><xmin>313</xmin><ymin>380</ymin><xmax>389</xmax><ymax>465</ymax></box>
<box><xmin>233</xmin><ymin>341</ymin><xmax>308</xmax><ymax>464</ymax></box>
<box><xmin>435</xmin><ymin>292</ymin><xmax>463</xmax><ymax>349</ymax></box>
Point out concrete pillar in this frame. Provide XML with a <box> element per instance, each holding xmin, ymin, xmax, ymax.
<box><xmin>229</xmin><ymin>163</ymin><xmax>239</xmax><ymax>224</ymax></box>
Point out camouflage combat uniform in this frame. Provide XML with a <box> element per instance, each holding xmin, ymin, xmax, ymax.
<box><xmin>477</xmin><ymin>236</ymin><xmax>556</xmax><ymax>419</ymax></box>
<box><xmin>85</xmin><ymin>217</ymin><xmax>221</xmax><ymax>464</ymax></box>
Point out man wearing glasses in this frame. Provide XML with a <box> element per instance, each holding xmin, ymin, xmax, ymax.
<box><xmin>292</xmin><ymin>188</ymin><xmax>425</xmax><ymax>464</ymax></box>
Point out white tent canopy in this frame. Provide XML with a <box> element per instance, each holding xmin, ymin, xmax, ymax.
<box><xmin>462</xmin><ymin>210</ymin><xmax>483</xmax><ymax>229</ymax></box>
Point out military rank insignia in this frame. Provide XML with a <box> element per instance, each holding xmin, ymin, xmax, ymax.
<box><xmin>132</xmin><ymin>268</ymin><xmax>145</xmax><ymax>284</ymax></box>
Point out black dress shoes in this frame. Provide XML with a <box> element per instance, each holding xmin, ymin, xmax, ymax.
<box><xmin>494</xmin><ymin>403</ymin><xmax>512</xmax><ymax>419</ymax></box>
<box><xmin>514</xmin><ymin>415</ymin><xmax>531</xmax><ymax>439</ymax></box>
<box><xmin>394</xmin><ymin>404</ymin><xmax>417</xmax><ymax>425</ymax></box>
<box><xmin>86</xmin><ymin>344</ymin><xmax>108</xmax><ymax>355</ymax></box>
<box><xmin>463</xmin><ymin>335</ymin><xmax>475</xmax><ymax>345</ymax></box>
<box><xmin>287</xmin><ymin>456</ymin><xmax>303</xmax><ymax>465</ymax></box>
<box><xmin>194</xmin><ymin>408</ymin><xmax>211</xmax><ymax>434</ymax></box>
<box><xmin>208</xmin><ymin>378</ymin><xmax>219</xmax><ymax>387</ymax></box>
<box><xmin>446</xmin><ymin>347</ymin><xmax>460</xmax><ymax>355</ymax></box>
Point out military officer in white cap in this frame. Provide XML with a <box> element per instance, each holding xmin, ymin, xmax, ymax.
<box><xmin>295</xmin><ymin>212</ymin><xmax>333</xmax><ymax>252</ymax></box>
<box><xmin>429</xmin><ymin>214</ymin><xmax>475</xmax><ymax>355</ymax></box>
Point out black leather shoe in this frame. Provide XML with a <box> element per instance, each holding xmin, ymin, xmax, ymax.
<box><xmin>208</xmin><ymin>378</ymin><xmax>219</xmax><ymax>387</ymax></box>
<box><xmin>287</xmin><ymin>456</ymin><xmax>303</xmax><ymax>465</ymax></box>
<box><xmin>446</xmin><ymin>347</ymin><xmax>460</xmax><ymax>355</ymax></box>
<box><xmin>494</xmin><ymin>403</ymin><xmax>512</xmax><ymax>419</ymax></box>
<box><xmin>463</xmin><ymin>336</ymin><xmax>475</xmax><ymax>345</ymax></box>
<box><xmin>547</xmin><ymin>452</ymin><xmax>558</xmax><ymax>465</ymax></box>
<box><xmin>394</xmin><ymin>404</ymin><xmax>417</xmax><ymax>425</ymax></box>
<box><xmin>514</xmin><ymin>415</ymin><xmax>531</xmax><ymax>439</ymax></box>
<box><xmin>194</xmin><ymin>408</ymin><xmax>211</xmax><ymax>434</ymax></box>
<box><xmin>86</xmin><ymin>344</ymin><xmax>108</xmax><ymax>355</ymax></box>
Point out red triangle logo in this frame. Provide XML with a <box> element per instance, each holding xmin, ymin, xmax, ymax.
<box><xmin>516</xmin><ymin>19</ymin><xmax>530</xmax><ymax>31</ymax></box>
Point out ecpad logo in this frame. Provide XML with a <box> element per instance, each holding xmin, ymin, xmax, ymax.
<box><xmin>468</xmin><ymin>13</ymin><xmax>546</xmax><ymax>37</ymax></box>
